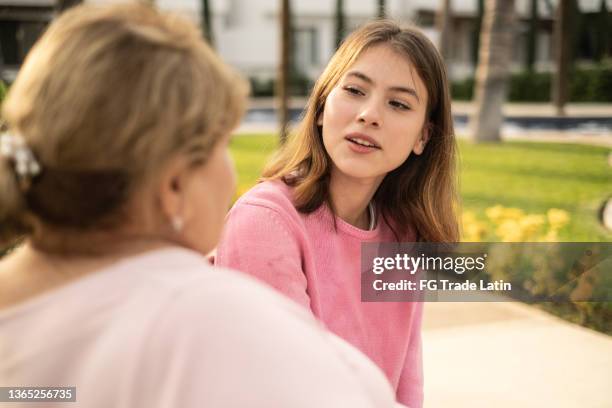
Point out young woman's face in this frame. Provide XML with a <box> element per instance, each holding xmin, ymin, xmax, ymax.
<box><xmin>319</xmin><ymin>44</ymin><xmax>429</xmax><ymax>182</ymax></box>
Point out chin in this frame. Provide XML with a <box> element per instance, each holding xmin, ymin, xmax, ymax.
<box><xmin>334</xmin><ymin>162</ymin><xmax>387</xmax><ymax>180</ymax></box>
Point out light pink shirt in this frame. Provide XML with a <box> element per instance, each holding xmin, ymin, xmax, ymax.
<box><xmin>0</xmin><ymin>247</ymin><xmax>402</xmax><ymax>408</ymax></box>
<box><xmin>216</xmin><ymin>181</ymin><xmax>424</xmax><ymax>408</ymax></box>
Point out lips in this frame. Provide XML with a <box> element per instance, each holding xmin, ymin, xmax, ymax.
<box><xmin>344</xmin><ymin>133</ymin><xmax>381</xmax><ymax>149</ymax></box>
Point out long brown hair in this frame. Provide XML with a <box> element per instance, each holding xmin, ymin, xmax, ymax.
<box><xmin>262</xmin><ymin>20</ymin><xmax>459</xmax><ymax>242</ymax></box>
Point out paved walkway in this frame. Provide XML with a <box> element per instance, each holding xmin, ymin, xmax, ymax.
<box><xmin>422</xmin><ymin>301</ymin><xmax>612</xmax><ymax>407</ymax></box>
<box><xmin>451</xmin><ymin>101</ymin><xmax>612</xmax><ymax>117</ymax></box>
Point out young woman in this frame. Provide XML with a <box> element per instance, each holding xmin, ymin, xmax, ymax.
<box><xmin>216</xmin><ymin>21</ymin><xmax>460</xmax><ymax>408</ymax></box>
<box><xmin>0</xmin><ymin>5</ymin><xmax>403</xmax><ymax>407</ymax></box>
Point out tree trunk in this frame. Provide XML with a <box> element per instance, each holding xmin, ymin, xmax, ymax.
<box><xmin>594</xmin><ymin>0</ymin><xmax>610</xmax><ymax>62</ymax></box>
<box><xmin>278</xmin><ymin>0</ymin><xmax>291</xmax><ymax>143</ymax></box>
<box><xmin>377</xmin><ymin>0</ymin><xmax>386</xmax><ymax>19</ymax></box>
<box><xmin>335</xmin><ymin>0</ymin><xmax>345</xmax><ymax>49</ymax></box>
<box><xmin>470</xmin><ymin>0</ymin><xmax>516</xmax><ymax>143</ymax></box>
<box><xmin>526</xmin><ymin>0</ymin><xmax>537</xmax><ymax>71</ymax></box>
<box><xmin>471</xmin><ymin>0</ymin><xmax>484</xmax><ymax>69</ymax></box>
<box><xmin>436</xmin><ymin>0</ymin><xmax>452</xmax><ymax>62</ymax></box>
<box><xmin>55</xmin><ymin>0</ymin><xmax>82</xmax><ymax>13</ymax></box>
<box><xmin>552</xmin><ymin>0</ymin><xmax>573</xmax><ymax>116</ymax></box>
<box><xmin>201</xmin><ymin>0</ymin><xmax>214</xmax><ymax>47</ymax></box>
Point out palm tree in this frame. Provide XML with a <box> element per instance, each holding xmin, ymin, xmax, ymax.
<box><xmin>335</xmin><ymin>0</ymin><xmax>346</xmax><ymax>49</ymax></box>
<box><xmin>377</xmin><ymin>0</ymin><xmax>386</xmax><ymax>19</ymax></box>
<box><xmin>551</xmin><ymin>0</ymin><xmax>574</xmax><ymax>116</ymax></box>
<box><xmin>469</xmin><ymin>0</ymin><xmax>516</xmax><ymax>143</ymax></box>
<box><xmin>594</xmin><ymin>0</ymin><xmax>610</xmax><ymax>61</ymax></box>
<box><xmin>55</xmin><ymin>0</ymin><xmax>82</xmax><ymax>13</ymax></box>
<box><xmin>436</xmin><ymin>0</ymin><xmax>453</xmax><ymax>61</ymax></box>
<box><xmin>525</xmin><ymin>0</ymin><xmax>538</xmax><ymax>71</ymax></box>
<box><xmin>278</xmin><ymin>0</ymin><xmax>292</xmax><ymax>143</ymax></box>
<box><xmin>201</xmin><ymin>0</ymin><xmax>214</xmax><ymax>46</ymax></box>
<box><xmin>471</xmin><ymin>0</ymin><xmax>484</xmax><ymax>68</ymax></box>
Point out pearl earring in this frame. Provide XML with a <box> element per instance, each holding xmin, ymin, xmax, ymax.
<box><xmin>171</xmin><ymin>215</ymin><xmax>184</xmax><ymax>232</ymax></box>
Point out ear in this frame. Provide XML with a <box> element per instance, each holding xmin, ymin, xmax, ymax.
<box><xmin>412</xmin><ymin>124</ymin><xmax>431</xmax><ymax>155</ymax></box>
<box><xmin>316</xmin><ymin>108</ymin><xmax>324</xmax><ymax>126</ymax></box>
<box><xmin>157</xmin><ymin>155</ymin><xmax>191</xmax><ymax>223</ymax></box>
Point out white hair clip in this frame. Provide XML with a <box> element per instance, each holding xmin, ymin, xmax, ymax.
<box><xmin>0</xmin><ymin>132</ymin><xmax>42</xmax><ymax>179</ymax></box>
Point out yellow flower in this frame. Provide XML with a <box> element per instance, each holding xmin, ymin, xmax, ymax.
<box><xmin>462</xmin><ymin>211</ymin><xmax>488</xmax><ymax>242</ymax></box>
<box><xmin>501</xmin><ymin>207</ymin><xmax>525</xmax><ymax>221</ymax></box>
<box><xmin>462</xmin><ymin>211</ymin><xmax>477</xmax><ymax>224</ymax></box>
<box><xmin>547</xmin><ymin>208</ymin><xmax>570</xmax><ymax>229</ymax></box>
<box><xmin>470</xmin><ymin>206</ymin><xmax>569</xmax><ymax>242</ymax></box>
<box><xmin>485</xmin><ymin>205</ymin><xmax>505</xmax><ymax>223</ymax></box>
<box><xmin>495</xmin><ymin>219</ymin><xmax>523</xmax><ymax>242</ymax></box>
<box><xmin>486</xmin><ymin>205</ymin><xmax>525</xmax><ymax>224</ymax></box>
<box><xmin>542</xmin><ymin>229</ymin><xmax>559</xmax><ymax>242</ymax></box>
<box><xmin>519</xmin><ymin>214</ymin><xmax>546</xmax><ymax>240</ymax></box>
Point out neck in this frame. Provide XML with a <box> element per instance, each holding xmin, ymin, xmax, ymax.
<box><xmin>329</xmin><ymin>168</ymin><xmax>383</xmax><ymax>229</ymax></box>
<box><xmin>0</xmin><ymin>237</ymin><xmax>173</xmax><ymax>310</ymax></box>
<box><xmin>29</xmin><ymin>217</ymin><xmax>175</xmax><ymax>257</ymax></box>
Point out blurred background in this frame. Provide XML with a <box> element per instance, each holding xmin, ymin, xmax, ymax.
<box><xmin>1</xmin><ymin>1</ymin><xmax>611</xmax><ymax>407</ymax></box>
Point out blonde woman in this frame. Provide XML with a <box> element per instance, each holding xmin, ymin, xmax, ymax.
<box><xmin>216</xmin><ymin>21</ymin><xmax>460</xmax><ymax>408</ymax></box>
<box><xmin>0</xmin><ymin>5</ymin><xmax>404</xmax><ymax>407</ymax></box>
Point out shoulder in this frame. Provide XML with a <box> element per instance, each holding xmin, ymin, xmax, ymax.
<box><xmin>159</xmin><ymin>255</ymin><xmax>309</xmax><ymax>319</ymax></box>
<box><xmin>233</xmin><ymin>180</ymin><xmax>296</xmax><ymax>216</ymax></box>
<box><xmin>122</xmin><ymin>247</ymin><xmax>317</xmax><ymax>345</ymax></box>
<box><xmin>225</xmin><ymin>180</ymin><xmax>306</xmax><ymax>236</ymax></box>
<box><xmin>139</xmin><ymin>253</ymin><xmax>397</xmax><ymax>407</ymax></box>
<box><xmin>113</xmin><ymin>250</ymin><xmax>373</xmax><ymax>405</ymax></box>
<box><xmin>138</xmin><ymin>252</ymin><xmax>324</xmax><ymax>371</ymax></box>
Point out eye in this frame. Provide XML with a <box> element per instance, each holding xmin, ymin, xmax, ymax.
<box><xmin>342</xmin><ymin>85</ymin><xmax>365</xmax><ymax>96</ymax></box>
<box><xmin>389</xmin><ymin>100</ymin><xmax>410</xmax><ymax>110</ymax></box>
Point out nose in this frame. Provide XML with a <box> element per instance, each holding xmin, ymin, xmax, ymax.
<box><xmin>357</xmin><ymin>100</ymin><xmax>382</xmax><ymax>128</ymax></box>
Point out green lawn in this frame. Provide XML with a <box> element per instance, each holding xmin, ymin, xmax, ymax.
<box><xmin>458</xmin><ymin>141</ymin><xmax>611</xmax><ymax>241</ymax></box>
<box><xmin>230</xmin><ymin>133</ymin><xmax>279</xmax><ymax>196</ymax></box>
<box><xmin>230</xmin><ymin>133</ymin><xmax>612</xmax><ymax>242</ymax></box>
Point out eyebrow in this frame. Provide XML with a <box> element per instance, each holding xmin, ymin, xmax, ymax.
<box><xmin>345</xmin><ymin>70</ymin><xmax>420</xmax><ymax>103</ymax></box>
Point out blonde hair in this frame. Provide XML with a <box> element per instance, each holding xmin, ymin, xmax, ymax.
<box><xmin>0</xmin><ymin>3</ymin><xmax>247</xmax><ymax>249</ymax></box>
<box><xmin>263</xmin><ymin>20</ymin><xmax>459</xmax><ymax>242</ymax></box>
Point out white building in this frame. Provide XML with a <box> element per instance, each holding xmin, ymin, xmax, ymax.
<box><xmin>2</xmin><ymin>0</ymin><xmax>611</xmax><ymax>84</ymax></box>
<box><xmin>146</xmin><ymin>0</ymin><xmax>610</xmax><ymax>82</ymax></box>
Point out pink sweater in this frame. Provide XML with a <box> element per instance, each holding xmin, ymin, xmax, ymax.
<box><xmin>216</xmin><ymin>181</ymin><xmax>423</xmax><ymax>408</ymax></box>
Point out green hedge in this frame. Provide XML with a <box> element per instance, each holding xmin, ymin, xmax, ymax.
<box><xmin>452</xmin><ymin>61</ymin><xmax>612</xmax><ymax>102</ymax></box>
<box><xmin>0</xmin><ymin>80</ymin><xmax>7</xmax><ymax>103</ymax></box>
<box><xmin>249</xmin><ymin>72</ymin><xmax>313</xmax><ymax>97</ymax></box>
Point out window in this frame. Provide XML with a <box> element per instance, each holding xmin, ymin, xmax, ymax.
<box><xmin>293</xmin><ymin>27</ymin><xmax>318</xmax><ymax>68</ymax></box>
